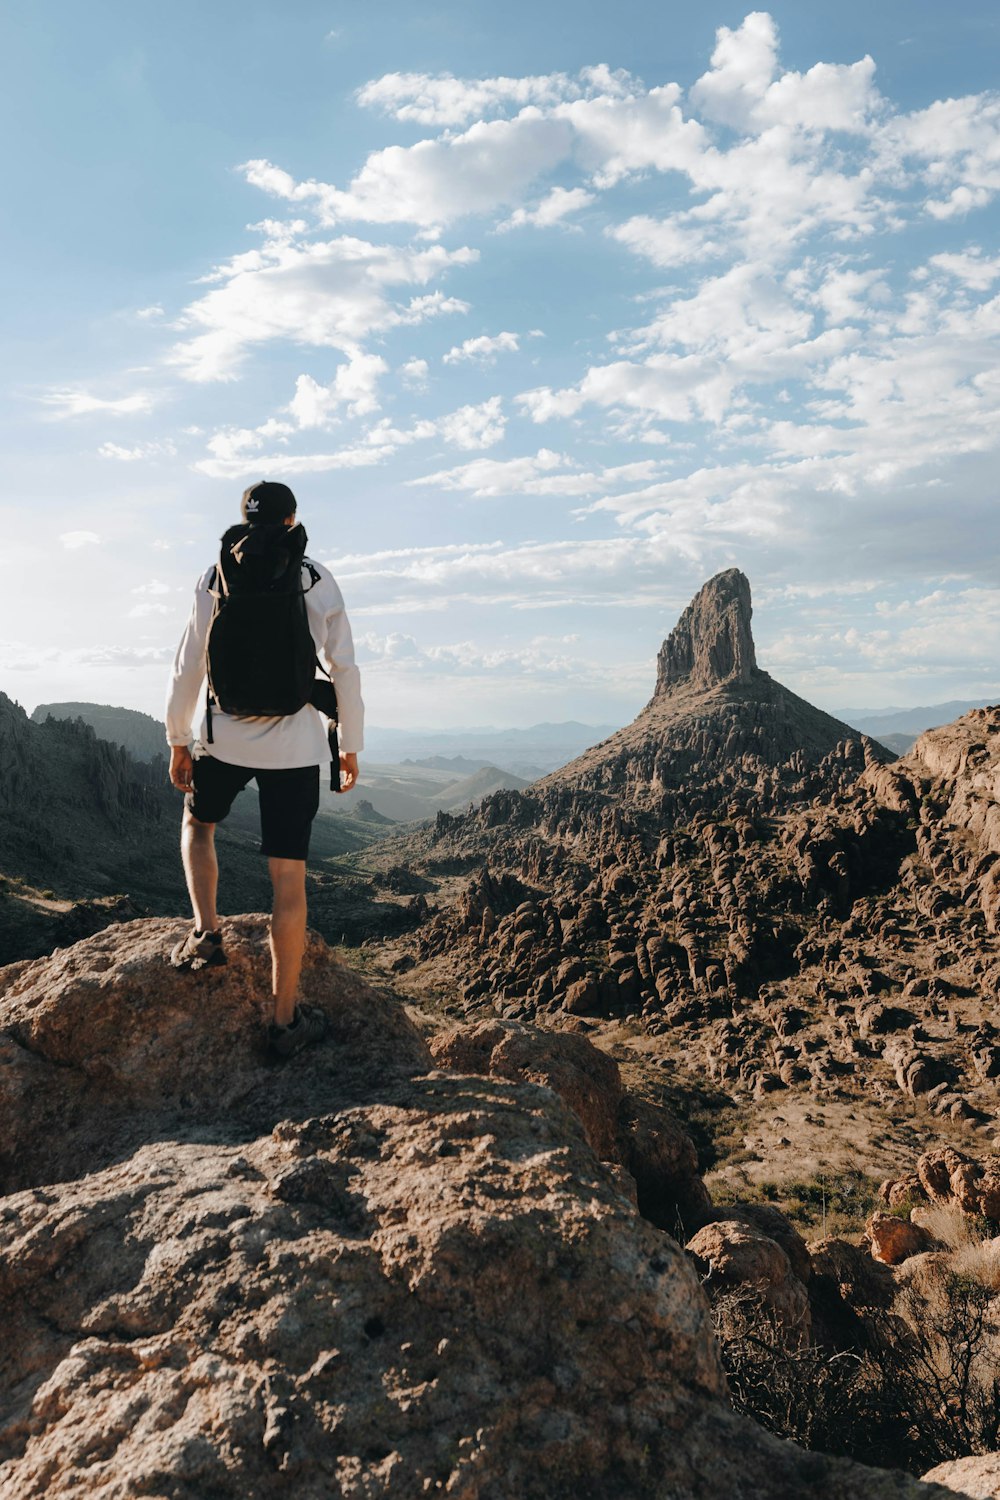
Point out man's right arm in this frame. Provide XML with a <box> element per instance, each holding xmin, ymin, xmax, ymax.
<box><xmin>165</xmin><ymin>571</ymin><xmax>213</xmax><ymax>754</ymax></box>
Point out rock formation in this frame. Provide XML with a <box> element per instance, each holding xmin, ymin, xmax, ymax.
<box><xmin>654</xmin><ymin>568</ymin><xmax>757</xmax><ymax>694</ymax></box>
<box><xmin>0</xmin><ymin>918</ymin><xmax>957</xmax><ymax>1497</ymax></box>
<box><xmin>320</xmin><ymin>576</ymin><xmax>1000</xmax><ymax>1300</ymax></box>
<box><xmin>373</xmin><ymin>571</ymin><xmax>894</xmax><ymax>1039</ymax></box>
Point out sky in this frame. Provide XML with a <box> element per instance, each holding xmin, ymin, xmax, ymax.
<box><xmin>2</xmin><ymin>0</ymin><xmax>999</xmax><ymax>730</ymax></box>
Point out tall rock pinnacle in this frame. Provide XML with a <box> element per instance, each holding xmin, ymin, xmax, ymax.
<box><xmin>654</xmin><ymin>568</ymin><xmax>757</xmax><ymax>696</ymax></box>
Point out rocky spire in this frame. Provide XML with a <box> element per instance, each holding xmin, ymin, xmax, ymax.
<box><xmin>654</xmin><ymin>568</ymin><xmax>757</xmax><ymax>696</ymax></box>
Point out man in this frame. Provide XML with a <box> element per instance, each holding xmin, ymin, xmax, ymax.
<box><xmin>165</xmin><ymin>480</ymin><xmax>364</xmax><ymax>1059</ymax></box>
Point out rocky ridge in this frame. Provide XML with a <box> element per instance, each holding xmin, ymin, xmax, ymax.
<box><xmin>0</xmin><ymin>917</ymin><xmax>958</xmax><ymax>1498</ymax></box>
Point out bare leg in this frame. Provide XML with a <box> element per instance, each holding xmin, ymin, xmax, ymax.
<box><xmin>269</xmin><ymin>857</ymin><xmax>307</xmax><ymax>1025</ymax></box>
<box><xmin>181</xmin><ymin>807</ymin><xmax>219</xmax><ymax>932</ymax></box>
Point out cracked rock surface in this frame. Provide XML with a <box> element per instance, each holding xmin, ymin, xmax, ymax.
<box><xmin>0</xmin><ymin>917</ymin><xmax>962</xmax><ymax>1498</ymax></box>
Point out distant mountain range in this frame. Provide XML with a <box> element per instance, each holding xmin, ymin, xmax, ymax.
<box><xmin>0</xmin><ymin>696</ymin><xmax>393</xmax><ymax>962</ymax></box>
<box><xmin>32</xmin><ymin>701</ymin><xmax>167</xmax><ymax>765</ymax></box>
<box><xmin>836</xmin><ymin>699</ymin><xmax>997</xmax><ymax>740</ymax></box>
<box><xmin>362</xmin><ymin>722</ymin><xmax>618</xmax><ymax>778</ymax></box>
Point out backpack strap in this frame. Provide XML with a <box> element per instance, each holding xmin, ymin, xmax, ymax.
<box><xmin>205</xmin><ymin>566</ymin><xmax>221</xmax><ymax>742</ymax></box>
<box><xmin>303</xmin><ymin>562</ymin><xmax>321</xmax><ymax>593</ymax></box>
<box><xmin>328</xmin><ymin>723</ymin><xmax>341</xmax><ymax>793</ymax></box>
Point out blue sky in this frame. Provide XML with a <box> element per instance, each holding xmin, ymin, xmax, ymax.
<box><xmin>3</xmin><ymin>0</ymin><xmax>1000</xmax><ymax>729</ymax></box>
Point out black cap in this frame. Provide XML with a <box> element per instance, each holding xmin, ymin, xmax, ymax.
<box><xmin>241</xmin><ymin>481</ymin><xmax>297</xmax><ymax>525</ymax></box>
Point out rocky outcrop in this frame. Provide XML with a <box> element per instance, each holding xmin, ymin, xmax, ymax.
<box><xmin>0</xmin><ymin>920</ymin><xmax>963</xmax><ymax>1498</ymax></box>
<box><xmin>352</xmin><ymin>600</ymin><xmax>1000</xmax><ymax>1203</ymax></box>
<box><xmin>655</xmin><ymin>568</ymin><xmax>757</xmax><ymax>694</ymax></box>
<box><xmin>878</xmin><ymin>1146</ymin><xmax>1000</xmax><ymax>1226</ymax></box>
<box><xmin>429</xmin><ymin>1017</ymin><xmax>711</xmax><ymax>1233</ymax></box>
<box><xmin>393</xmin><ymin>572</ymin><xmax>896</xmax><ymax>1042</ymax></box>
<box><xmin>687</xmin><ymin>1217</ymin><xmax>811</xmax><ymax>1340</ymax></box>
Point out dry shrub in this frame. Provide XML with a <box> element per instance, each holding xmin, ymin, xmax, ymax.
<box><xmin>913</xmin><ymin>1200</ymin><xmax>984</xmax><ymax>1251</ymax></box>
<box><xmin>713</xmin><ymin>1287</ymin><xmax>867</xmax><ymax>1458</ymax></box>
<box><xmin>711</xmin><ymin>1260</ymin><xmax>1000</xmax><ymax>1474</ymax></box>
<box><xmin>951</xmin><ymin>1237</ymin><xmax>1000</xmax><ymax>1292</ymax></box>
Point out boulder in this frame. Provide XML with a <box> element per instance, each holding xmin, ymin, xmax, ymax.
<box><xmin>0</xmin><ymin>914</ymin><xmax>431</xmax><ymax>1194</ymax></box>
<box><xmin>617</xmin><ymin>1091</ymin><xmax>712</xmax><ymax>1237</ymax></box>
<box><xmin>686</xmin><ymin>1218</ymin><xmax>811</xmax><ymax>1341</ymax></box>
<box><xmin>430</xmin><ymin>1018</ymin><xmax>711</xmax><ymax>1235</ymax></box>
<box><xmin>917</xmin><ymin>1148</ymin><xmax>976</xmax><ymax>1203</ymax></box>
<box><xmin>429</xmin><ymin>1017</ymin><xmax>623</xmax><ymax>1160</ymax></box>
<box><xmin>866</xmin><ymin>1212</ymin><xmax>935</xmax><ymax>1266</ymax></box>
<box><xmin>705</xmin><ymin>1202</ymin><xmax>812</xmax><ymax>1284</ymax></box>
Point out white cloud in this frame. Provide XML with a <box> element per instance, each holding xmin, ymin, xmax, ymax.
<box><xmin>556</xmin><ymin>86</ymin><xmax>708</xmax><ymax>190</ymax></box>
<box><xmin>241</xmin><ymin>112</ymin><xmax>576</xmax><ymax>230</ymax></box>
<box><xmin>77</xmin><ymin>645</ymin><xmax>175</xmax><ymax>667</ymax></box>
<box><xmin>689</xmin><ymin>13</ymin><xmax>878</xmax><ymax>135</ymax></box>
<box><xmin>59</xmin><ymin>531</ymin><xmax>101</xmax><ymax>549</ymax></box>
<box><xmin>127</xmin><ymin>602</ymin><xmax>172</xmax><ymax>619</ymax></box>
<box><xmin>442</xmin><ymin>331</ymin><xmax>520</xmax><ymax>365</ymax></box>
<box><xmin>358</xmin><ymin>626</ymin><xmax>592</xmax><ymax>678</ymax></box>
<box><xmin>193</xmin><ymin>443</ymin><xmax>395</xmax><ymax>481</ymax></box>
<box><xmin>881</xmin><ymin>93</ymin><xmax>1000</xmax><ymax>220</ymax></box>
<box><xmin>400</xmin><ymin>357</ymin><xmax>429</xmax><ymax>388</ymax></box>
<box><xmin>135</xmin><ymin>304</ymin><xmax>165</xmax><ymax>321</ymax></box>
<box><xmin>407</xmin><ymin>448</ymin><xmax>668</xmax><ymax>499</ymax></box>
<box><xmin>814</xmin><ymin>268</ymin><xmax>887</xmax><ymax>325</ymax></box>
<box><xmin>518</xmin><ymin>353</ymin><xmax>737</xmax><ymax>427</ymax></box>
<box><xmin>355</xmin><ymin>65</ymin><xmax>630</xmax><ymax>127</ymax></box>
<box><xmin>499</xmin><ymin>186</ymin><xmax>595</xmax><ymax>231</ymax></box>
<box><xmin>609</xmin><ymin>215</ymin><xmax>726</xmax><ymax>270</ymax></box>
<box><xmin>689</xmin><ymin>11</ymin><xmax>780</xmax><ymax>129</ymax></box>
<box><xmin>198</xmin><ymin>391</ymin><xmax>507</xmax><ymax>479</ymax></box>
<box><xmin>361</xmin><ymin>397</ymin><xmax>507</xmax><ymax>453</ymax></box>
<box><xmin>929</xmin><ymin>250</ymin><xmax>1000</xmax><ymax>291</ymax></box>
<box><xmin>169</xmin><ymin>227</ymin><xmax>476</xmax><ymax>381</ymax></box>
<box><xmin>40</xmin><ymin>390</ymin><xmax>154</xmax><ymax>418</ymax></box>
<box><xmin>334</xmin><ymin>531</ymin><xmax>653</xmax><ymax>591</ymax></box>
<box><xmin>436</xmin><ymin>396</ymin><xmax>506</xmax><ymax>450</ymax></box>
<box><xmin>289</xmin><ymin>350</ymin><xmax>389</xmax><ymax>426</ymax></box>
<box><xmin>98</xmin><ymin>440</ymin><xmax>178</xmax><ymax>461</ymax></box>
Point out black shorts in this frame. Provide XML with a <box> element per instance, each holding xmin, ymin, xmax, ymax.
<box><xmin>186</xmin><ymin>756</ymin><xmax>320</xmax><ymax>861</ymax></box>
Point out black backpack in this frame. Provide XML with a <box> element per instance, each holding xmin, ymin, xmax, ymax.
<box><xmin>204</xmin><ymin>523</ymin><xmax>339</xmax><ymax>785</ymax></box>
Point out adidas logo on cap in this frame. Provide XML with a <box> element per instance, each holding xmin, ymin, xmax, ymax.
<box><xmin>241</xmin><ymin>479</ymin><xmax>297</xmax><ymax>524</ymax></box>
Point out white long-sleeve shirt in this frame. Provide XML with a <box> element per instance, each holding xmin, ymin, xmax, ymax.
<box><xmin>165</xmin><ymin>558</ymin><xmax>364</xmax><ymax>767</ymax></box>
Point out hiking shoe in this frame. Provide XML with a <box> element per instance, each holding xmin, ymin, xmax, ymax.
<box><xmin>170</xmin><ymin>928</ymin><xmax>226</xmax><ymax>972</ymax></box>
<box><xmin>267</xmin><ymin>1004</ymin><xmax>328</xmax><ymax>1060</ymax></box>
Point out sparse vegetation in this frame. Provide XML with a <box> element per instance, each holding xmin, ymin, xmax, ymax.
<box><xmin>712</xmin><ymin>1171</ymin><xmax>880</xmax><ymax>1236</ymax></box>
<box><xmin>772</xmin><ymin>1173</ymin><xmax>878</xmax><ymax>1235</ymax></box>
